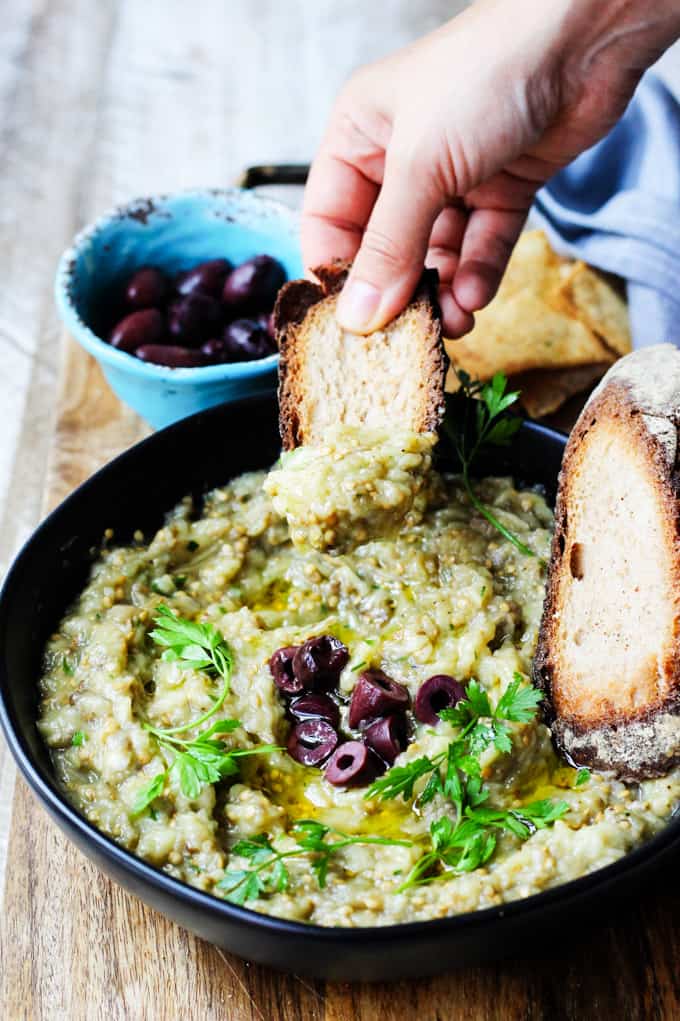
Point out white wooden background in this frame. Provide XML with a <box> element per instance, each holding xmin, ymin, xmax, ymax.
<box><xmin>1</xmin><ymin>0</ymin><xmax>680</xmax><ymax>915</ymax></box>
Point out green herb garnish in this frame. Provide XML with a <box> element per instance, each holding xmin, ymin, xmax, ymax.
<box><xmin>444</xmin><ymin>371</ymin><xmax>536</xmax><ymax>558</ymax></box>
<box><xmin>398</xmin><ymin>799</ymin><xmax>568</xmax><ymax>891</ymax></box>
<box><xmin>71</xmin><ymin>730</ymin><xmax>85</xmax><ymax>747</ymax></box>
<box><xmin>132</xmin><ymin>772</ymin><xmax>165</xmax><ymax>815</ymax></box>
<box><xmin>62</xmin><ymin>657</ymin><xmax>75</xmax><ymax>676</ymax></box>
<box><xmin>575</xmin><ymin>767</ymin><xmax>591</xmax><ymax>787</ymax></box>
<box><xmin>148</xmin><ymin>604</ymin><xmax>233</xmax><ymax>714</ymax></box>
<box><xmin>218</xmin><ymin>820</ymin><xmax>412</xmax><ymax>905</ymax></box>
<box><xmin>133</xmin><ymin>606</ymin><xmax>277</xmax><ymax>812</ymax></box>
<box><xmin>366</xmin><ymin>674</ymin><xmax>568</xmax><ymax>889</ymax></box>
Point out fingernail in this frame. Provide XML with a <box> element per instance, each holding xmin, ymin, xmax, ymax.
<box><xmin>337</xmin><ymin>279</ymin><xmax>381</xmax><ymax>333</ymax></box>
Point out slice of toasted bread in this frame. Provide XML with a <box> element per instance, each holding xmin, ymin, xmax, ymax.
<box><xmin>273</xmin><ymin>263</ymin><xmax>446</xmax><ymax>449</ymax></box>
<box><xmin>533</xmin><ymin>344</ymin><xmax>680</xmax><ymax>779</ymax></box>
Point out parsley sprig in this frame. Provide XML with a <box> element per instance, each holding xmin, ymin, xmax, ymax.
<box><xmin>148</xmin><ymin>603</ymin><xmax>233</xmax><ymax>729</ymax></box>
<box><xmin>365</xmin><ymin>674</ymin><xmax>569</xmax><ymax>889</ymax></box>
<box><xmin>443</xmin><ymin>371</ymin><xmax>536</xmax><ymax>558</ymax></box>
<box><xmin>399</xmin><ymin>798</ymin><xmax>569</xmax><ymax>890</ymax></box>
<box><xmin>132</xmin><ymin>605</ymin><xmax>277</xmax><ymax>814</ymax></box>
<box><xmin>218</xmin><ymin>820</ymin><xmax>412</xmax><ymax>905</ymax></box>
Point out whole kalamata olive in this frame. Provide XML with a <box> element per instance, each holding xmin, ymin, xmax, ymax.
<box><xmin>325</xmin><ymin>741</ymin><xmax>383</xmax><ymax>787</ymax></box>
<box><xmin>135</xmin><ymin>344</ymin><xmax>206</xmax><ymax>368</ymax></box>
<box><xmin>414</xmin><ymin>675</ymin><xmax>467</xmax><ymax>725</ymax></box>
<box><xmin>287</xmin><ymin>719</ymin><xmax>338</xmax><ymax>766</ymax></box>
<box><xmin>222</xmin><ymin>318</ymin><xmax>276</xmax><ymax>362</ymax></box>
<box><xmin>292</xmin><ymin>635</ymin><xmax>349</xmax><ymax>691</ymax></box>
<box><xmin>176</xmin><ymin>258</ymin><xmax>232</xmax><ymax>299</ymax></box>
<box><xmin>257</xmin><ymin>312</ymin><xmax>277</xmax><ymax>343</ymax></box>
<box><xmin>168</xmin><ymin>293</ymin><xmax>222</xmax><ymax>345</ymax></box>
<box><xmin>348</xmin><ymin>670</ymin><xmax>410</xmax><ymax>728</ymax></box>
<box><xmin>222</xmin><ymin>255</ymin><xmax>286</xmax><ymax>313</ymax></box>
<box><xmin>269</xmin><ymin>645</ymin><xmax>303</xmax><ymax>696</ymax></box>
<box><xmin>289</xmin><ymin>693</ymin><xmax>340</xmax><ymax>729</ymax></box>
<box><xmin>109</xmin><ymin>308</ymin><xmax>164</xmax><ymax>352</ymax></box>
<box><xmin>200</xmin><ymin>337</ymin><xmax>230</xmax><ymax>364</ymax></box>
<box><xmin>125</xmin><ymin>266</ymin><xmax>169</xmax><ymax>309</ymax></box>
<box><xmin>363</xmin><ymin>715</ymin><xmax>408</xmax><ymax>765</ymax></box>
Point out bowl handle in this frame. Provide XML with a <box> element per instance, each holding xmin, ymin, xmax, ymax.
<box><xmin>237</xmin><ymin>164</ymin><xmax>310</xmax><ymax>189</ymax></box>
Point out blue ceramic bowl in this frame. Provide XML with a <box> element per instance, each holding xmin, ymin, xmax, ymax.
<box><xmin>55</xmin><ymin>189</ymin><xmax>302</xmax><ymax>428</ymax></box>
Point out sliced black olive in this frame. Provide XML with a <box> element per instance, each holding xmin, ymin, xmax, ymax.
<box><xmin>348</xmin><ymin>669</ymin><xmax>410</xmax><ymax>728</ymax></box>
<box><xmin>269</xmin><ymin>645</ymin><xmax>303</xmax><ymax>695</ymax></box>
<box><xmin>292</xmin><ymin>635</ymin><xmax>349</xmax><ymax>691</ymax></box>
<box><xmin>289</xmin><ymin>693</ymin><xmax>340</xmax><ymax>729</ymax></box>
<box><xmin>414</xmin><ymin>674</ymin><xmax>467</xmax><ymax>725</ymax></box>
<box><xmin>287</xmin><ymin>719</ymin><xmax>338</xmax><ymax>766</ymax></box>
<box><xmin>362</xmin><ymin>714</ymin><xmax>407</xmax><ymax>764</ymax></box>
<box><xmin>325</xmin><ymin>741</ymin><xmax>383</xmax><ymax>787</ymax></box>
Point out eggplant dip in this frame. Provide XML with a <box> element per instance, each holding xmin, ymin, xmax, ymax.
<box><xmin>37</xmin><ymin>422</ymin><xmax>680</xmax><ymax>927</ymax></box>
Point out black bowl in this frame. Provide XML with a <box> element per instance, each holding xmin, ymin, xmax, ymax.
<box><xmin>1</xmin><ymin>396</ymin><xmax>679</xmax><ymax>982</ymax></box>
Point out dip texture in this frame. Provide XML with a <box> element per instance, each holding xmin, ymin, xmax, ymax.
<box><xmin>264</xmin><ymin>425</ymin><xmax>437</xmax><ymax>551</ymax></box>
<box><xmin>37</xmin><ymin>445</ymin><xmax>680</xmax><ymax>926</ymax></box>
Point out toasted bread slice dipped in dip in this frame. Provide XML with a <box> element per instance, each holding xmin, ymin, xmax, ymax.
<box><xmin>534</xmin><ymin>344</ymin><xmax>680</xmax><ymax>779</ymax></box>
<box><xmin>267</xmin><ymin>263</ymin><xmax>447</xmax><ymax>551</ymax></box>
<box><xmin>273</xmin><ymin>262</ymin><xmax>446</xmax><ymax>450</ymax></box>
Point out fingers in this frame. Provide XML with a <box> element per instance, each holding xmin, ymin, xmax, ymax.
<box><xmin>336</xmin><ymin>154</ymin><xmax>442</xmax><ymax>334</ymax></box>
<box><xmin>301</xmin><ymin>152</ymin><xmax>378</xmax><ymax>270</ymax></box>
<box><xmin>425</xmin><ymin>204</ymin><xmax>468</xmax><ymax>284</ymax></box>
<box><xmin>424</xmin><ymin>205</ymin><xmax>473</xmax><ymax>338</ymax></box>
<box><xmin>300</xmin><ymin>102</ymin><xmax>388</xmax><ymax>272</ymax></box>
<box><xmin>439</xmin><ymin>288</ymin><xmax>475</xmax><ymax>338</ymax></box>
<box><xmin>452</xmin><ymin>207</ymin><xmax>528</xmax><ymax>312</ymax></box>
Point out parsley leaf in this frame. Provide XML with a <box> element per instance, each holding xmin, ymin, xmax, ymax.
<box><xmin>495</xmin><ymin>675</ymin><xmax>543</xmax><ymax>722</ymax></box>
<box><xmin>149</xmin><ymin>603</ymin><xmax>233</xmax><ymax>689</ymax></box>
<box><xmin>132</xmin><ymin>772</ymin><xmax>166</xmax><ymax>816</ymax></box>
<box><xmin>443</xmin><ymin>372</ymin><xmax>538</xmax><ymax>558</ymax></box>
<box><xmin>217</xmin><ymin>821</ymin><xmax>412</xmax><ymax>904</ymax></box>
<box><xmin>575</xmin><ymin>768</ymin><xmax>591</xmax><ymax>787</ymax></box>
<box><xmin>515</xmin><ymin>799</ymin><xmax>569</xmax><ymax>829</ymax></box>
<box><xmin>364</xmin><ymin>756</ymin><xmax>439</xmax><ymax>803</ymax></box>
<box><xmin>71</xmin><ymin>730</ymin><xmax>85</xmax><ymax>747</ymax></box>
<box><xmin>134</xmin><ymin>606</ymin><xmax>278</xmax><ymax>809</ymax></box>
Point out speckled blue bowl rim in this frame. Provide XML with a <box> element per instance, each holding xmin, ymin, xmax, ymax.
<box><xmin>54</xmin><ymin>188</ymin><xmax>299</xmax><ymax>384</ymax></box>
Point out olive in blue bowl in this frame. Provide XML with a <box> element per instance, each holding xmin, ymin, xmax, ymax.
<box><xmin>55</xmin><ymin>189</ymin><xmax>302</xmax><ymax>428</ymax></box>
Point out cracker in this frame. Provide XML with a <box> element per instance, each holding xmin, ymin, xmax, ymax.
<box><xmin>446</xmin><ymin>288</ymin><xmax>614</xmax><ymax>379</ymax></box>
<box><xmin>553</xmin><ymin>262</ymin><xmax>632</xmax><ymax>358</ymax></box>
<box><xmin>510</xmin><ymin>363</ymin><xmax>610</xmax><ymax>419</ymax></box>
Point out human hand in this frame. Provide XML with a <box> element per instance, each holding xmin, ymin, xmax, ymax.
<box><xmin>301</xmin><ymin>0</ymin><xmax>680</xmax><ymax>336</ymax></box>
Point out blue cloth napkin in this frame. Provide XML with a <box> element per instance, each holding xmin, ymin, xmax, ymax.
<box><xmin>531</xmin><ymin>71</ymin><xmax>680</xmax><ymax>348</ymax></box>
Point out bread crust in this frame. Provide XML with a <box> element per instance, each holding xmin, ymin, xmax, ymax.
<box><xmin>274</xmin><ymin>262</ymin><xmax>446</xmax><ymax>450</ymax></box>
<box><xmin>534</xmin><ymin>344</ymin><xmax>680</xmax><ymax>779</ymax></box>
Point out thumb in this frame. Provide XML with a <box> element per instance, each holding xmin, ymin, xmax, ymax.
<box><xmin>336</xmin><ymin>155</ymin><xmax>442</xmax><ymax>334</ymax></box>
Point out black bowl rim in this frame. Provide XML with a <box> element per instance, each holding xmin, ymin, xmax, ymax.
<box><xmin>1</xmin><ymin>398</ymin><xmax>679</xmax><ymax>947</ymax></box>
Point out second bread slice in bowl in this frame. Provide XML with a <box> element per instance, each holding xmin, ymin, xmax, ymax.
<box><xmin>534</xmin><ymin>344</ymin><xmax>680</xmax><ymax>779</ymax></box>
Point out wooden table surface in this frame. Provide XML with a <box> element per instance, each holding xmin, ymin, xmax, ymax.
<box><xmin>2</xmin><ymin>2</ymin><xmax>680</xmax><ymax>1018</ymax></box>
